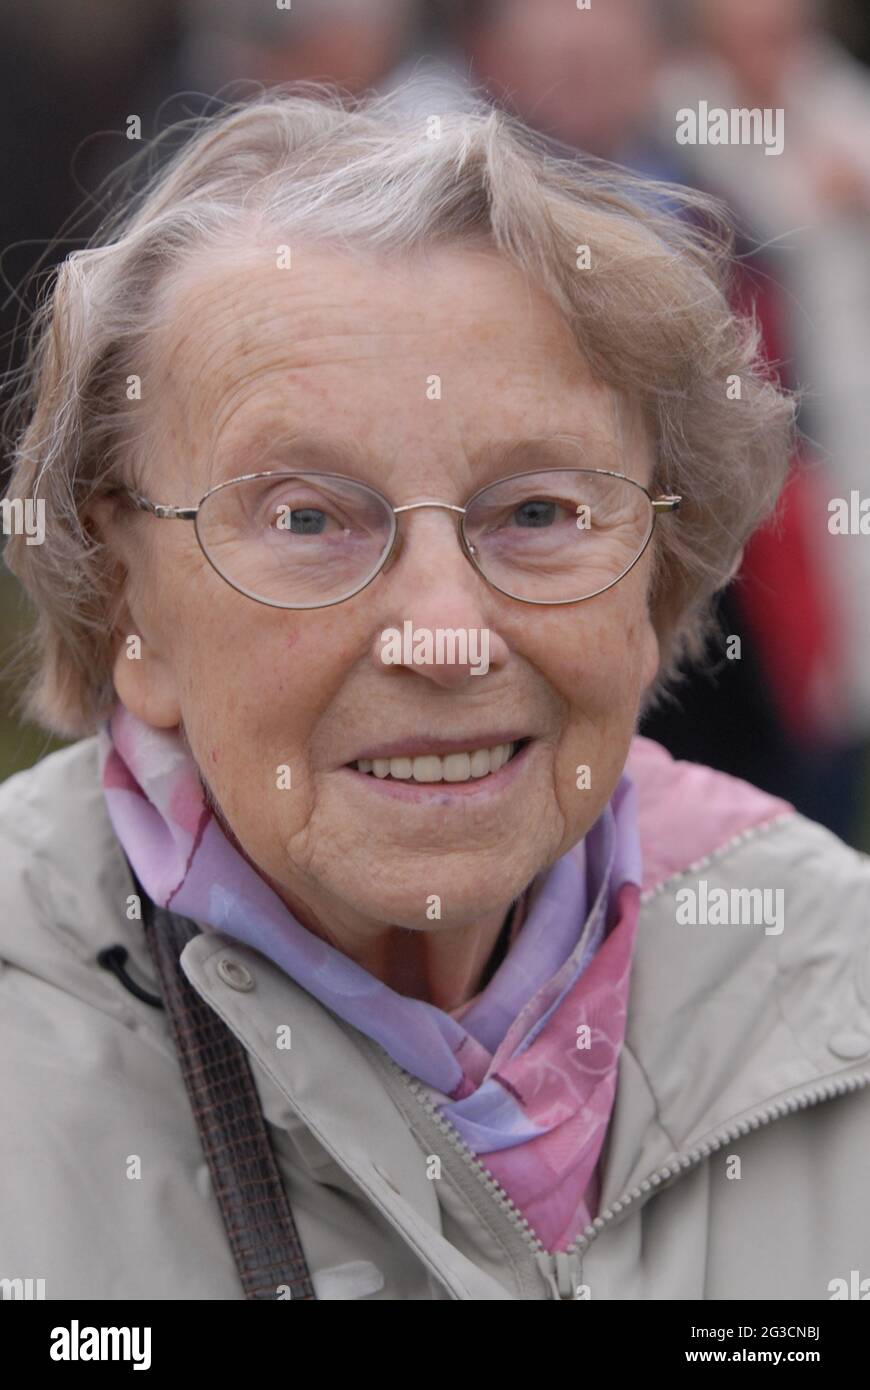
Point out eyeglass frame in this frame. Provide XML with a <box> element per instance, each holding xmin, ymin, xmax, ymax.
<box><xmin>115</xmin><ymin>466</ymin><xmax>682</xmax><ymax>610</ymax></box>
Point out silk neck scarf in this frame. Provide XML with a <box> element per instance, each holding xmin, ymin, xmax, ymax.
<box><xmin>99</xmin><ymin>702</ymin><xmax>643</xmax><ymax>1252</ymax></box>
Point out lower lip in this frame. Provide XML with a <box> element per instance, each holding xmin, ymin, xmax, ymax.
<box><xmin>338</xmin><ymin>740</ymin><xmax>533</xmax><ymax>803</ymax></box>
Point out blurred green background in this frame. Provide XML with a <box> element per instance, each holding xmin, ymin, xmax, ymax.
<box><xmin>0</xmin><ymin>571</ymin><xmax>69</xmax><ymax>781</ymax></box>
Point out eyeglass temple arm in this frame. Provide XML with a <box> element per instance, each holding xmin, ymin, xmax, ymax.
<box><xmin>125</xmin><ymin>488</ymin><xmax>197</xmax><ymax>521</ymax></box>
<box><xmin>651</xmin><ymin>495</ymin><xmax>681</xmax><ymax>513</ymax></box>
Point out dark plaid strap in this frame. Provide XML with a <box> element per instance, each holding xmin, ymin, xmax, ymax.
<box><xmin>139</xmin><ymin>889</ymin><xmax>317</xmax><ymax>1301</ymax></box>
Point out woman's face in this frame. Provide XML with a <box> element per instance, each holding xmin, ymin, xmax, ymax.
<box><xmin>109</xmin><ymin>240</ymin><xmax>659</xmax><ymax>942</ymax></box>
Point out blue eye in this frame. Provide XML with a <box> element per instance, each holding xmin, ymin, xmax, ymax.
<box><xmin>285</xmin><ymin>507</ymin><xmax>328</xmax><ymax>535</ymax></box>
<box><xmin>514</xmin><ymin>500</ymin><xmax>556</xmax><ymax>528</ymax></box>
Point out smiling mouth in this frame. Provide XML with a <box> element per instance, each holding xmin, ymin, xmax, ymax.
<box><xmin>348</xmin><ymin>739</ymin><xmax>531</xmax><ymax>785</ymax></box>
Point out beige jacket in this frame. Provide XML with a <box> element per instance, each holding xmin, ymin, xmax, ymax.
<box><xmin>2</xmin><ymin>735</ymin><xmax>870</xmax><ymax>1300</ymax></box>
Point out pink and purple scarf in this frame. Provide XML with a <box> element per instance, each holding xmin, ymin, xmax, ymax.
<box><xmin>98</xmin><ymin>702</ymin><xmax>642</xmax><ymax>1251</ymax></box>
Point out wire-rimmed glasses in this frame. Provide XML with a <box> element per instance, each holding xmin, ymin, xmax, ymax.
<box><xmin>117</xmin><ymin>453</ymin><xmax>681</xmax><ymax>609</ymax></box>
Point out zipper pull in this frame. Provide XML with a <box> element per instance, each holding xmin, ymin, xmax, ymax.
<box><xmin>535</xmin><ymin>1251</ymin><xmax>583</xmax><ymax>1300</ymax></box>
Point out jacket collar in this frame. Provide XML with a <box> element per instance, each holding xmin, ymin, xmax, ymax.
<box><xmin>179</xmin><ymin>928</ymin><xmax>517</xmax><ymax>1299</ymax></box>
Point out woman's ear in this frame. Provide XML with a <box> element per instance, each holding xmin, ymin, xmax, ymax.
<box><xmin>86</xmin><ymin>496</ymin><xmax>183</xmax><ymax>730</ymax></box>
<box><xmin>109</xmin><ymin>602</ymin><xmax>182</xmax><ymax>729</ymax></box>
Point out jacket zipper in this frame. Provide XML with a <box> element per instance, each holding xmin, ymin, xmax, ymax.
<box><xmin>382</xmin><ymin>1055</ymin><xmax>870</xmax><ymax>1300</ymax></box>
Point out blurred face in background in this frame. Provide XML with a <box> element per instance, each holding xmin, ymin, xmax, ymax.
<box><xmin>199</xmin><ymin>0</ymin><xmax>416</xmax><ymax>95</ymax></box>
<box><xmin>462</xmin><ymin>0</ymin><xmax>662</xmax><ymax>158</ymax></box>
<box><xmin>696</xmin><ymin>0</ymin><xmax>816</xmax><ymax>102</ymax></box>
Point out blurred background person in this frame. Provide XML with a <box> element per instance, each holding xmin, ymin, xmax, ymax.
<box><xmin>448</xmin><ymin>0</ymin><xmax>681</xmax><ymax>176</ymax></box>
<box><xmin>180</xmin><ymin>0</ymin><xmax>422</xmax><ymax>96</ymax></box>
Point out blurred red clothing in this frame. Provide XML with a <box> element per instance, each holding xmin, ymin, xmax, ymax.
<box><xmin>729</xmin><ymin>260</ymin><xmax>847</xmax><ymax>744</ymax></box>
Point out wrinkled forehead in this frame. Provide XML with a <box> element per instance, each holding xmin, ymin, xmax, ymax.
<box><xmin>140</xmin><ymin>237</ymin><xmax>649</xmax><ymax>494</ymax></box>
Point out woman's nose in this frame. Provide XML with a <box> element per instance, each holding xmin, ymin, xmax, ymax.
<box><xmin>370</xmin><ymin>509</ymin><xmax>510</xmax><ymax>688</ymax></box>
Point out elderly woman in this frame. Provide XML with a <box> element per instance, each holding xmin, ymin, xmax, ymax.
<box><xmin>2</xmin><ymin>84</ymin><xmax>869</xmax><ymax>1304</ymax></box>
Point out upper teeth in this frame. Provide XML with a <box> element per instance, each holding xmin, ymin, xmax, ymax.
<box><xmin>356</xmin><ymin>741</ymin><xmax>517</xmax><ymax>783</ymax></box>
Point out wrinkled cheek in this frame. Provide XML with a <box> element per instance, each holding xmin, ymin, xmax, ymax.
<box><xmin>566</xmin><ymin>614</ymin><xmax>645</xmax><ymax>720</ymax></box>
<box><xmin>554</xmin><ymin>605</ymin><xmax>651</xmax><ymax>801</ymax></box>
<box><xmin>601</xmin><ymin>589</ymin><xmax>655</xmax><ymax>685</ymax></box>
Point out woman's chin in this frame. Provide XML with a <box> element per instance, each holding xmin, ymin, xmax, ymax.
<box><xmin>308</xmin><ymin>856</ymin><xmax>541</xmax><ymax>934</ymax></box>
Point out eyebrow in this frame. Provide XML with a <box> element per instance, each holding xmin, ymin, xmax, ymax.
<box><xmin>212</xmin><ymin>431</ymin><xmax>364</xmax><ymax>480</ymax></box>
<box><xmin>475</xmin><ymin>433</ymin><xmax>621</xmax><ymax>471</ymax></box>
<box><xmin>213</xmin><ymin>429</ymin><xmax>621</xmax><ymax>486</ymax></box>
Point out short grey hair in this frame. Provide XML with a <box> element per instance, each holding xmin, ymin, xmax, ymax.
<box><xmin>2</xmin><ymin>79</ymin><xmax>795</xmax><ymax>737</ymax></box>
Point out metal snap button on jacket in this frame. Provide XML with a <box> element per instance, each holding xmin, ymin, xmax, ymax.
<box><xmin>216</xmin><ymin>957</ymin><xmax>256</xmax><ymax>992</ymax></box>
